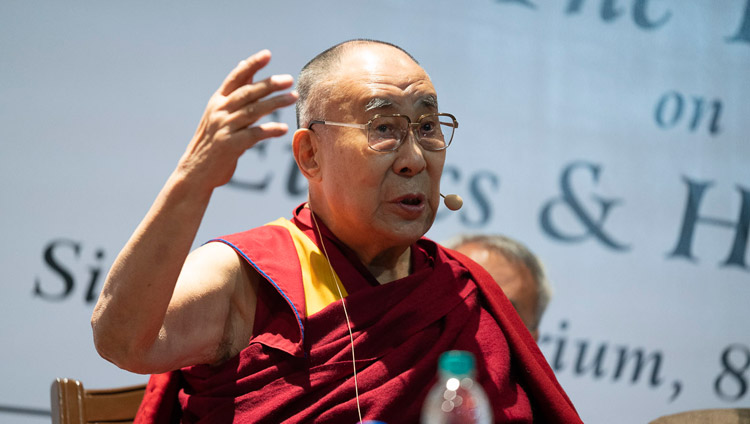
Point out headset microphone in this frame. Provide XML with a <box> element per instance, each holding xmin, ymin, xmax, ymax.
<box><xmin>440</xmin><ymin>193</ymin><xmax>463</xmax><ymax>211</ymax></box>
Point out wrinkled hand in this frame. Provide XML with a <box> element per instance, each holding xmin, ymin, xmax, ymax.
<box><xmin>177</xmin><ymin>49</ymin><xmax>298</xmax><ymax>191</ymax></box>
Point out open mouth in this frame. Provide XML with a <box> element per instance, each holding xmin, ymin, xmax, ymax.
<box><xmin>400</xmin><ymin>196</ymin><xmax>423</xmax><ymax>206</ymax></box>
<box><xmin>395</xmin><ymin>194</ymin><xmax>425</xmax><ymax>208</ymax></box>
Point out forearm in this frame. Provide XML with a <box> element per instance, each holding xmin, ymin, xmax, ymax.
<box><xmin>91</xmin><ymin>169</ymin><xmax>212</xmax><ymax>367</ymax></box>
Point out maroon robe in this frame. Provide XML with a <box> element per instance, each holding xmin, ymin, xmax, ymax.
<box><xmin>135</xmin><ymin>206</ymin><xmax>581</xmax><ymax>423</ymax></box>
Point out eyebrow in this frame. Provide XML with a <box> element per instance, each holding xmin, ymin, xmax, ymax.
<box><xmin>419</xmin><ymin>94</ymin><xmax>439</xmax><ymax>110</ymax></box>
<box><xmin>364</xmin><ymin>94</ymin><xmax>439</xmax><ymax>112</ymax></box>
<box><xmin>364</xmin><ymin>97</ymin><xmax>393</xmax><ymax>112</ymax></box>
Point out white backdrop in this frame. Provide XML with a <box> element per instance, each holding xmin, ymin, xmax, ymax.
<box><xmin>1</xmin><ymin>1</ymin><xmax>749</xmax><ymax>422</ymax></box>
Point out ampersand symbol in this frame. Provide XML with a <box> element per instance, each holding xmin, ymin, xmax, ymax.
<box><xmin>540</xmin><ymin>161</ymin><xmax>630</xmax><ymax>250</ymax></box>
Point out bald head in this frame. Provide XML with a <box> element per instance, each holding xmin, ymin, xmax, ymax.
<box><xmin>295</xmin><ymin>39</ymin><xmax>420</xmax><ymax>129</ymax></box>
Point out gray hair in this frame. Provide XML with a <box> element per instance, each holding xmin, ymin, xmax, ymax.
<box><xmin>444</xmin><ymin>234</ymin><xmax>553</xmax><ymax>331</ymax></box>
<box><xmin>295</xmin><ymin>39</ymin><xmax>419</xmax><ymax>129</ymax></box>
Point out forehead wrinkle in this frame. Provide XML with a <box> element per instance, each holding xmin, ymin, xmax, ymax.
<box><xmin>325</xmin><ymin>52</ymin><xmax>436</xmax><ymax>120</ymax></box>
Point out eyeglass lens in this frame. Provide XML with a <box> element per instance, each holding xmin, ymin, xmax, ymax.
<box><xmin>368</xmin><ymin>115</ymin><xmax>455</xmax><ymax>151</ymax></box>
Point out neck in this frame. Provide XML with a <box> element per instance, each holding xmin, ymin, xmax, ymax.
<box><xmin>334</xmin><ymin>233</ymin><xmax>414</xmax><ymax>285</ymax></box>
<box><xmin>333</xmin><ymin>233</ymin><xmax>413</xmax><ymax>285</ymax></box>
<box><xmin>365</xmin><ymin>247</ymin><xmax>412</xmax><ymax>284</ymax></box>
<box><xmin>306</xmin><ymin>203</ymin><xmax>413</xmax><ymax>284</ymax></box>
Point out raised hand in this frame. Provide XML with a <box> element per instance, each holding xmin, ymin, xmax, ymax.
<box><xmin>92</xmin><ymin>49</ymin><xmax>298</xmax><ymax>373</ymax></box>
<box><xmin>177</xmin><ymin>49</ymin><xmax>298</xmax><ymax>192</ymax></box>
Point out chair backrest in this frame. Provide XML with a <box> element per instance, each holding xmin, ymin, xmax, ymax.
<box><xmin>50</xmin><ymin>377</ymin><xmax>146</xmax><ymax>424</ymax></box>
<box><xmin>649</xmin><ymin>408</ymin><xmax>750</xmax><ymax>424</ymax></box>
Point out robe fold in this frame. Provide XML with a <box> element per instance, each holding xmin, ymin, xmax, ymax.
<box><xmin>135</xmin><ymin>206</ymin><xmax>581</xmax><ymax>423</ymax></box>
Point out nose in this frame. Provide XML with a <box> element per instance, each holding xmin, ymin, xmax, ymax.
<box><xmin>392</xmin><ymin>130</ymin><xmax>427</xmax><ymax>177</ymax></box>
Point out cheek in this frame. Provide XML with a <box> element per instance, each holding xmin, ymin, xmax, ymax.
<box><xmin>324</xmin><ymin>151</ymin><xmax>385</xmax><ymax>202</ymax></box>
<box><xmin>429</xmin><ymin>153</ymin><xmax>446</xmax><ymax>180</ymax></box>
<box><xmin>429</xmin><ymin>153</ymin><xmax>446</xmax><ymax>197</ymax></box>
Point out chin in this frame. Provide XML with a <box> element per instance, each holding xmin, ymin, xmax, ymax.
<box><xmin>387</xmin><ymin>219</ymin><xmax>433</xmax><ymax>244</ymax></box>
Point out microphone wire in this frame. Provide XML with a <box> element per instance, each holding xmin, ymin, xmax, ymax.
<box><xmin>310</xmin><ymin>209</ymin><xmax>364</xmax><ymax>423</ymax></box>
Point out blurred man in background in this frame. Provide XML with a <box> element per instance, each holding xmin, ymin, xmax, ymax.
<box><xmin>447</xmin><ymin>234</ymin><xmax>552</xmax><ymax>340</ymax></box>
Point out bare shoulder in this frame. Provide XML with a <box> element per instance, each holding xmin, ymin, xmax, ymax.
<box><xmin>174</xmin><ymin>241</ymin><xmax>260</xmax><ymax>314</ymax></box>
<box><xmin>158</xmin><ymin>241</ymin><xmax>260</xmax><ymax>367</ymax></box>
<box><xmin>182</xmin><ymin>241</ymin><xmax>244</xmax><ymax>282</ymax></box>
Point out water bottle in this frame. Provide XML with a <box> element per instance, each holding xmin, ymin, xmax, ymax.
<box><xmin>421</xmin><ymin>350</ymin><xmax>493</xmax><ymax>424</ymax></box>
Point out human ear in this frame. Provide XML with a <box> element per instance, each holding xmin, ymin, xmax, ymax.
<box><xmin>292</xmin><ymin>128</ymin><xmax>321</xmax><ymax>181</ymax></box>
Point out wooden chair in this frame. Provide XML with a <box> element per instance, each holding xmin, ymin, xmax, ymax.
<box><xmin>50</xmin><ymin>377</ymin><xmax>146</xmax><ymax>424</ymax></box>
<box><xmin>649</xmin><ymin>408</ymin><xmax>750</xmax><ymax>424</ymax></box>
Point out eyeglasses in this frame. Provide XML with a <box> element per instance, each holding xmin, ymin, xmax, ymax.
<box><xmin>307</xmin><ymin>113</ymin><xmax>458</xmax><ymax>152</ymax></box>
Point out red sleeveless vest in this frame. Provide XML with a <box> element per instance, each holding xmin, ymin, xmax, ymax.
<box><xmin>135</xmin><ymin>207</ymin><xmax>581</xmax><ymax>423</ymax></box>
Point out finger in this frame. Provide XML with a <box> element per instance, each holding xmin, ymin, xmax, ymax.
<box><xmin>219</xmin><ymin>50</ymin><xmax>272</xmax><ymax>96</ymax></box>
<box><xmin>226</xmin><ymin>90</ymin><xmax>299</xmax><ymax>131</ymax></box>
<box><xmin>233</xmin><ymin>122</ymin><xmax>290</xmax><ymax>151</ymax></box>
<box><xmin>223</xmin><ymin>74</ymin><xmax>294</xmax><ymax>112</ymax></box>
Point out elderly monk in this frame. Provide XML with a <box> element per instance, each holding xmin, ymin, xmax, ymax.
<box><xmin>91</xmin><ymin>39</ymin><xmax>581</xmax><ymax>423</ymax></box>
